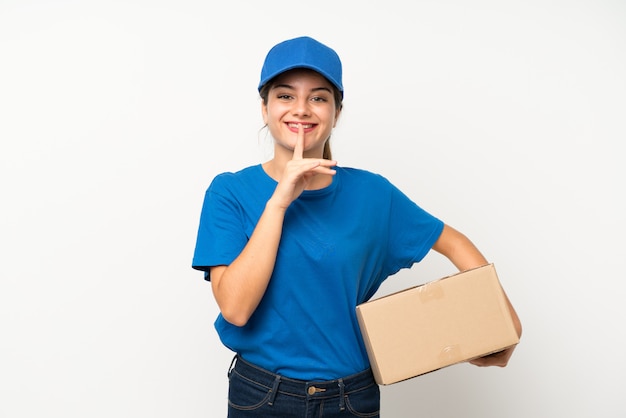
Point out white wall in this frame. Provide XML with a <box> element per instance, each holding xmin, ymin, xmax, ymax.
<box><xmin>1</xmin><ymin>1</ymin><xmax>624</xmax><ymax>417</ymax></box>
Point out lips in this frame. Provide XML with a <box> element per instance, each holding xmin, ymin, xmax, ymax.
<box><xmin>287</xmin><ymin>122</ymin><xmax>315</xmax><ymax>129</ymax></box>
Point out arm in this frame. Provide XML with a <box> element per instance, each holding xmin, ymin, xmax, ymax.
<box><xmin>210</xmin><ymin>125</ymin><xmax>336</xmax><ymax>326</ymax></box>
<box><xmin>432</xmin><ymin>224</ymin><xmax>522</xmax><ymax>367</ymax></box>
<box><xmin>209</xmin><ymin>199</ymin><xmax>286</xmax><ymax>327</ymax></box>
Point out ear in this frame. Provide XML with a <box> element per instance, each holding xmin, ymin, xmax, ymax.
<box><xmin>261</xmin><ymin>101</ymin><xmax>268</xmax><ymax>125</ymax></box>
<box><xmin>333</xmin><ymin>107</ymin><xmax>342</xmax><ymax>128</ymax></box>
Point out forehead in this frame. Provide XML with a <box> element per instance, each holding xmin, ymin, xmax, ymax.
<box><xmin>271</xmin><ymin>68</ymin><xmax>333</xmax><ymax>89</ymax></box>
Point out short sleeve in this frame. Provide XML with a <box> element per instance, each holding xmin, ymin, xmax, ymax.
<box><xmin>385</xmin><ymin>184</ymin><xmax>444</xmax><ymax>274</ymax></box>
<box><xmin>191</xmin><ymin>176</ymin><xmax>249</xmax><ymax>279</ymax></box>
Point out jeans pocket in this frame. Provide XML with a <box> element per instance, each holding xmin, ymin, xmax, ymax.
<box><xmin>344</xmin><ymin>383</ymin><xmax>380</xmax><ymax>417</ymax></box>
<box><xmin>228</xmin><ymin>370</ymin><xmax>272</xmax><ymax>411</ymax></box>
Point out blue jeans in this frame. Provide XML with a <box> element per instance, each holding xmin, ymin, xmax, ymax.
<box><xmin>227</xmin><ymin>355</ymin><xmax>380</xmax><ymax>417</ymax></box>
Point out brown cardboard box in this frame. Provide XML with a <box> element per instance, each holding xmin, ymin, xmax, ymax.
<box><xmin>356</xmin><ymin>264</ymin><xmax>519</xmax><ymax>385</ymax></box>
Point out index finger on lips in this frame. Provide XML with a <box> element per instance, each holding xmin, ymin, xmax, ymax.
<box><xmin>292</xmin><ymin>123</ymin><xmax>304</xmax><ymax>160</ymax></box>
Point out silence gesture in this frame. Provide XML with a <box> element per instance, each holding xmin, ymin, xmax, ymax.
<box><xmin>271</xmin><ymin>123</ymin><xmax>337</xmax><ymax>210</ymax></box>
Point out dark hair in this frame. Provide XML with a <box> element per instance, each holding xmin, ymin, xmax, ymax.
<box><xmin>259</xmin><ymin>75</ymin><xmax>343</xmax><ymax>160</ymax></box>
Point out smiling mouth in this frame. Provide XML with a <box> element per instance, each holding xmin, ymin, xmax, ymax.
<box><xmin>287</xmin><ymin>123</ymin><xmax>314</xmax><ymax>129</ymax></box>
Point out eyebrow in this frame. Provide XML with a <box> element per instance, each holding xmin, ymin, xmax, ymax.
<box><xmin>273</xmin><ymin>84</ymin><xmax>333</xmax><ymax>94</ymax></box>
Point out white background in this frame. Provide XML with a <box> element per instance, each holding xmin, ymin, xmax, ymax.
<box><xmin>1</xmin><ymin>0</ymin><xmax>625</xmax><ymax>417</ymax></box>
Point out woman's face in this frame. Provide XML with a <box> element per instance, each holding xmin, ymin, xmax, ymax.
<box><xmin>262</xmin><ymin>69</ymin><xmax>341</xmax><ymax>158</ymax></box>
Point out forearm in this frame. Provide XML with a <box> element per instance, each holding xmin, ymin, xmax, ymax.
<box><xmin>211</xmin><ymin>198</ymin><xmax>286</xmax><ymax>326</ymax></box>
<box><xmin>434</xmin><ymin>224</ymin><xmax>523</xmax><ymax>366</ymax></box>
<box><xmin>503</xmin><ymin>291</ymin><xmax>523</xmax><ymax>338</ymax></box>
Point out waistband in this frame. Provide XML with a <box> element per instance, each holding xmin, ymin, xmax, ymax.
<box><xmin>229</xmin><ymin>355</ymin><xmax>377</xmax><ymax>403</ymax></box>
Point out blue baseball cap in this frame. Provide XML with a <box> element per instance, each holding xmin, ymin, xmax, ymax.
<box><xmin>258</xmin><ymin>36</ymin><xmax>343</xmax><ymax>96</ymax></box>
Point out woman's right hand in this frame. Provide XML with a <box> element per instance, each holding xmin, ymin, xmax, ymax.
<box><xmin>270</xmin><ymin>123</ymin><xmax>337</xmax><ymax>210</ymax></box>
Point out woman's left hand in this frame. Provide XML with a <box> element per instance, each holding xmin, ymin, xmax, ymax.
<box><xmin>468</xmin><ymin>345</ymin><xmax>517</xmax><ymax>367</ymax></box>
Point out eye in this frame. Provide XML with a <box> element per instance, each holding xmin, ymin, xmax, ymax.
<box><xmin>276</xmin><ymin>94</ymin><xmax>293</xmax><ymax>100</ymax></box>
<box><xmin>311</xmin><ymin>96</ymin><xmax>328</xmax><ymax>102</ymax></box>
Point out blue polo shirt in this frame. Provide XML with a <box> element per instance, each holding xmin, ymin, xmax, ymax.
<box><xmin>192</xmin><ymin>165</ymin><xmax>443</xmax><ymax>380</ymax></box>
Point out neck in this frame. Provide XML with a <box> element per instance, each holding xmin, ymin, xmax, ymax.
<box><xmin>262</xmin><ymin>160</ymin><xmax>333</xmax><ymax>190</ymax></box>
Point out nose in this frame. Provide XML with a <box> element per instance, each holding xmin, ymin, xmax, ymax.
<box><xmin>292</xmin><ymin>97</ymin><xmax>311</xmax><ymax>117</ymax></box>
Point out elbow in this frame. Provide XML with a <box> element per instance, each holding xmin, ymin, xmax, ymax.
<box><xmin>214</xmin><ymin>293</ymin><xmax>255</xmax><ymax>327</ymax></box>
<box><xmin>220</xmin><ymin>307</ymin><xmax>252</xmax><ymax>327</ymax></box>
<box><xmin>211</xmin><ymin>271</ymin><xmax>254</xmax><ymax>327</ymax></box>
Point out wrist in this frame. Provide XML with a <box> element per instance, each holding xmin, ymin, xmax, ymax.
<box><xmin>265</xmin><ymin>197</ymin><xmax>289</xmax><ymax>214</ymax></box>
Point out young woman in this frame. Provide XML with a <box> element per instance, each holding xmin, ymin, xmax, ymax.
<box><xmin>192</xmin><ymin>36</ymin><xmax>522</xmax><ymax>418</ymax></box>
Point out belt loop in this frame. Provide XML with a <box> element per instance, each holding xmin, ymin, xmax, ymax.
<box><xmin>227</xmin><ymin>355</ymin><xmax>238</xmax><ymax>378</ymax></box>
<box><xmin>338</xmin><ymin>378</ymin><xmax>345</xmax><ymax>411</ymax></box>
<box><xmin>268</xmin><ymin>375</ymin><xmax>281</xmax><ymax>406</ymax></box>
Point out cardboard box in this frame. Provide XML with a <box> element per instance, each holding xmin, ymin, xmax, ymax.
<box><xmin>356</xmin><ymin>264</ymin><xmax>519</xmax><ymax>385</ymax></box>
